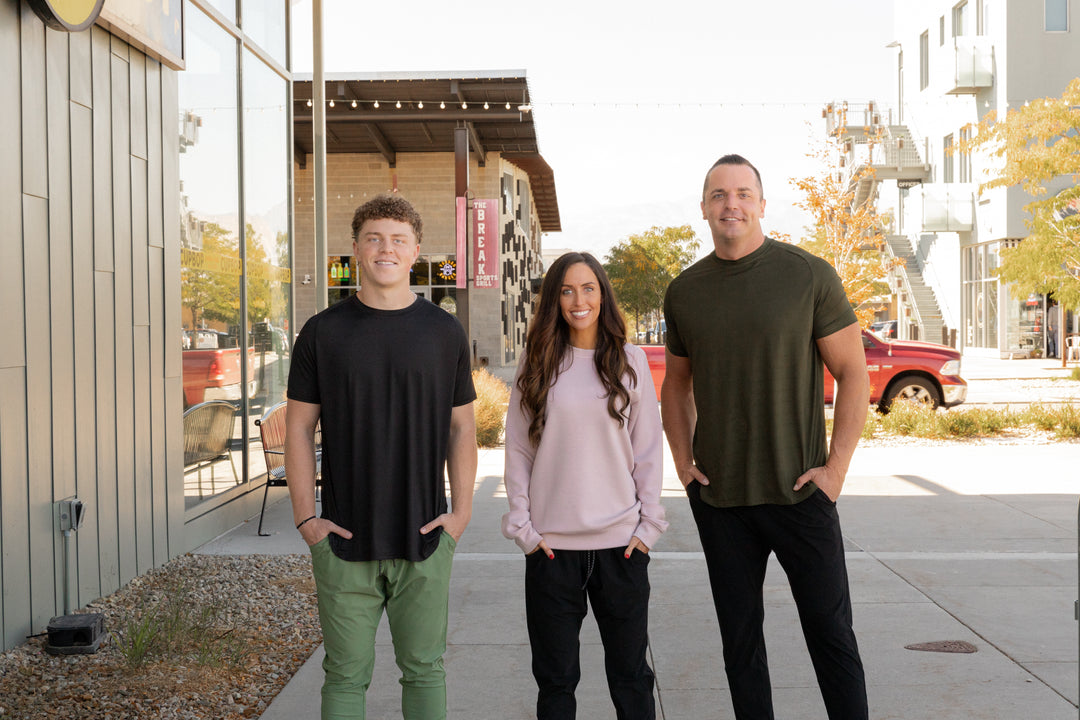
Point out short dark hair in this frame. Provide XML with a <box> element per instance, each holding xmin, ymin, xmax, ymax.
<box><xmin>702</xmin><ymin>154</ymin><xmax>763</xmax><ymax>200</ymax></box>
<box><xmin>351</xmin><ymin>194</ymin><xmax>423</xmax><ymax>243</ymax></box>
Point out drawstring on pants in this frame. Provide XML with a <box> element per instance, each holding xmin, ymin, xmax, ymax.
<box><xmin>581</xmin><ymin>550</ymin><xmax>596</xmax><ymax>590</ymax></box>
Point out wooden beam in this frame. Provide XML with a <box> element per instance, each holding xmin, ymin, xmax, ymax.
<box><xmin>364</xmin><ymin>123</ymin><xmax>397</xmax><ymax>167</ymax></box>
<box><xmin>464</xmin><ymin>121</ymin><xmax>486</xmax><ymax>167</ymax></box>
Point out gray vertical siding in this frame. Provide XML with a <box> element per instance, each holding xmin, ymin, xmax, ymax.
<box><xmin>0</xmin><ymin>6</ymin><xmax>186</xmax><ymax>650</ymax></box>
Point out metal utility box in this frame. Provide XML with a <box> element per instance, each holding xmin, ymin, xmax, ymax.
<box><xmin>44</xmin><ymin>613</ymin><xmax>106</xmax><ymax>655</ymax></box>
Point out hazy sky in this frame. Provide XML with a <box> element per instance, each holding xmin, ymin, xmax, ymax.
<box><xmin>291</xmin><ymin>0</ymin><xmax>897</xmax><ymax>260</ymax></box>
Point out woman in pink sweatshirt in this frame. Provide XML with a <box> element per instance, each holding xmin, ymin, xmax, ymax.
<box><xmin>502</xmin><ymin>251</ymin><xmax>667</xmax><ymax>720</ymax></box>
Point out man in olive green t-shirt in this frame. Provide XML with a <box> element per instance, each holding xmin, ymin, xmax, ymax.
<box><xmin>662</xmin><ymin>154</ymin><xmax>871</xmax><ymax>720</ymax></box>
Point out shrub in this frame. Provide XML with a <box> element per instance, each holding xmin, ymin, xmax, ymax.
<box><xmin>472</xmin><ymin>368</ymin><xmax>510</xmax><ymax>447</ymax></box>
<box><xmin>1071</xmin><ymin>367</ymin><xmax>1080</xmax><ymax>382</ymax></box>
<box><xmin>1053</xmin><ymin>404</ymin><xmax>1080</xmax><ymax>438</ymax></box>
<box><xmin>878</xmin><ymin>399</ymin><xmax>939</xmax><ymax>437</ymax></box>
<box><xmin>1021</xmin><ymin>403</ymin><xmax>1058</xmax><ymax>431</ymax></box>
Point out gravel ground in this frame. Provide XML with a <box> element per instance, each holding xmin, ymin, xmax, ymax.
<box><xmin>0</xmin><ymin>554</ymin><xmax>321</xmax><ymax>719</ymax></box>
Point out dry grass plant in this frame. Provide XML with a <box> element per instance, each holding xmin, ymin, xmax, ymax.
<box><xmin>847</xmin><ymin>400</ymin><xmax>1080</xmax><ymax>441</ymax></box>
<box><xmin>472</xmin><ymin>368</ymin><xmax>510</xmax><ymax>447</ymax></box>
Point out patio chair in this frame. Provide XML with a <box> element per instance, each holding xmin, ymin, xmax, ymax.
<box><xmin>182</xmin><ymin>400</ymin><xmax>240</xmax><ymax>496</ymax></box>
<box><xmin>1066</xmin><ymin>335</ymin><xmax>1080</xmax><ymax>363</ymax></box>
<box><xmin>254</xmin><ymin>401</ymin><xmax>321</xmax><ymax>536</ymax></box>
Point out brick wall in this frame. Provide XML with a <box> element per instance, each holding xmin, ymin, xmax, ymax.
<box><xmin>293</xmin><ymin>152</ymin><xmax>543</xmax><ymax>368</ymax></box>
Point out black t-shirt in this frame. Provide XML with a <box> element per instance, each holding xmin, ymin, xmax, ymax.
<box><xmin>287</xmin><ymin>295</ymin><xmax>476</xmax><ymax>561</ymax></box>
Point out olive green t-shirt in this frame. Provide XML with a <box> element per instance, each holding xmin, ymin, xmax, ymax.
<box><xmin>664</xmin><ymin>238</ymin><xmax>856</xmax><ymax>508</ymax></box>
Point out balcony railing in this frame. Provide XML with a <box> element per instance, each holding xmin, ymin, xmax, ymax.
<box><xmin>921</xmin><ymin>183</ymin><xmax>975</xmax><ymax>232</ymax></box>
<box><xmin>946</xmin><ymin>36</ymin><xmax>994</xmax><ymax>94</ymax></box>
<box><xmin>825</xmin><ymin>101</ymin><xmax>931</xmax><ymax>185</ymax></box>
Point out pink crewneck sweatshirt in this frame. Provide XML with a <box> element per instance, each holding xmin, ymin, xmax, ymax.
<box><xmin>501</xmin><ymin>344</ymin><xmax>668</xmax><ymax>553</ymax></box>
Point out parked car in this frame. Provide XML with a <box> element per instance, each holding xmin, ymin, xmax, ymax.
<box><xmin>639</xmin><ymin>329</ymin><xmax>967</xmax><ymax>413</ymax></box>
<box><xmin>182</xmin><ymin>330</ymin><xmax>257</xmax><ymax>408</ymax></box>
<box><xmin>870</xmin><ymin>320</ymin><xmax>897</xmax><ymax>340</ymax></box>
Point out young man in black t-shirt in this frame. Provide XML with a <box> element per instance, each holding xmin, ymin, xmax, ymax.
<box><xmin>285</xmin><ymin>195</ymin><xmax>477</xmax><ymax>720</ymax></box>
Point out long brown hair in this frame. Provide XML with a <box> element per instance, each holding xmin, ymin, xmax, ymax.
<box><xmin>517</xmin><ymin>252</ymin><xmax>637</xmax><ymax>447</ymax></box>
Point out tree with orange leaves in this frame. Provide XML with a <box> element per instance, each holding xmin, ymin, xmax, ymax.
<box><xmin>790</xmin><ymin>128</ymin><xmax>902</xmax><ymax>328</ymax></box>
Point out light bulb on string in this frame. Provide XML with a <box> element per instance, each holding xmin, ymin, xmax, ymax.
<box><xmin>328</xmin><ymin>99</ymin><xmax>335</xmax><ymax>107</ymax></box>
<box><xmin>373</xmin><ymin>100</ymin><xmax>379</xmax><ymax>108</ymax></box>
<box><xmin>418</xmin><ymin>100</ymin><xmax>424</xmax><ymax>109</ymax></box>
<box><xmin>396</xmin><ymin>100</ymin><xmax>402</xmax><ymax>108</ymax></box>
<box><xmin>351</xmin><ymin>100</ymin><xmax>357</xmax><ymax>108</ymax></box>
<box><xmin>461</xmin><ymin>101</ymin><xmax>468</xmax><ymax>109</ymax></box>
<box><xmin>440</xmin><ymin>101</ymin><xmax>445</xmax><ymax>109</ymax></box>
<box><xmin>483</xmin><ymin>102</ymin><xmax>489</xmax><ymax>110</ymax></box>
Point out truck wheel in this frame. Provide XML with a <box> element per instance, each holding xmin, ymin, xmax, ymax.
<box><xmin>880</xmin><ymin>376</ymin><xmax>941</xmax><ymax>413</ymax></box>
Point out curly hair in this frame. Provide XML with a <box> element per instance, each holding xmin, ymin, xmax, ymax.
<box><xmin>351</xmin><ymin>194</ymin><xmax>423</xmax><ymax>243</ymax></box>
<box><xmin>517</xmin><ymin>252</ymin><xmax>636</xmax><ymax>447</ymax></box>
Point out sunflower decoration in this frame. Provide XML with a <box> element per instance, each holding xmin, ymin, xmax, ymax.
<box><xmin>437</xmin><ymin>259</ymin><xmax>457</xmax><ymax>281</ymax></box>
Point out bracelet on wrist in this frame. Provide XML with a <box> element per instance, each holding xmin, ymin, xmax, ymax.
<box><xmin>295</xmin><ymin>515</ymin><xmax>317</xmax><ymax>530</ymax></box>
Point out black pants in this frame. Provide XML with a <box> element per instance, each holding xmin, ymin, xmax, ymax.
<box><xmin>688</xmin><ymin>483</ymin><xmax>868</xmax><ymax>720</ymax></box>
<box><xmin>524</xmin><ymin>547</ymin><xmax>656</xmax><ymax>720</ymax></box>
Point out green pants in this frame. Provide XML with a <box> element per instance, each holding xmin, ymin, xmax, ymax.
<box><xmin>310</xmin><ymin>532</ymin><xmax>457</xmax><ymax>720</ymax></box>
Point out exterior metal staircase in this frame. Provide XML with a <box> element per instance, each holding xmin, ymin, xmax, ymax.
<box><xmin>886</xmin><ymin>234</ymin><xmax>945</xmax><ymax>342</ymax></box>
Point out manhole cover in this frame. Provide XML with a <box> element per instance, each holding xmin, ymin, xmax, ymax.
<box><xmin>904</xmin><ymin>640</ymin><xmax>977</xmax><ymax>654</ymax></box>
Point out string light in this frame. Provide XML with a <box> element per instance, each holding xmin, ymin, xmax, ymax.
<box><xmin>295</xmin><ymin>98</ymin><xmax>955</xmax><ymax>113</ymax></box>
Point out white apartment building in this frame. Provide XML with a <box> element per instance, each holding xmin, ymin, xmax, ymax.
<box><xmin>830</xmin><ymin>0</ymin><xmax>1079</xmax><ymax>357</ymax></box>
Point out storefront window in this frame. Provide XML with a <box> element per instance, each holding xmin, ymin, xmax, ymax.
<box><xmin>201</xmin><ymin>0</ymin><xmax>235</xmax><ymax>23</ymax></box>
<box><xmin>962</xmin><ymin>242</ymin><xmax>999</xmax><ymax>350</ymax></box>
<box><xmin>180</xmin><ymin>1</ymin><xmax>292</xmax><ymax>510</ymax></box>
<box><xmin>179</xmin><ymin>4</ymin><xmax>242</xmax><ymax>507</ymax></box>
<box><xmin>241</xmin><ymin>0</ymin><xmax>287</xmax><ymax>67</ymax></box>
<box><xmin>328</xmin><ymin>254</ymin><xmax>356</xmax><ymax>306</ymax></box>
<box><xmin>243</xmin><ymin>47</ymin><xmax>291</xmax><ymax>481</ymax></box>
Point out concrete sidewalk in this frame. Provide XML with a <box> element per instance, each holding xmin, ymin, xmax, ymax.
<box><xmin>196</xmin><ymin>435</ymin><xmax>1080</xmax><ymax>719</ymax></box>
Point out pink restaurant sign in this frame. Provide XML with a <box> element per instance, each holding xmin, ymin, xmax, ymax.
<box><xmin>472</xmin><ymin>199</ymin><xmax>499</xmax><ymax>289</ymax></box>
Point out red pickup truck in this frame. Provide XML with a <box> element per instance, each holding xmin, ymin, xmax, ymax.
<box><xmin>182</xmin><ymin>330</ymin><xmax>256</xmax><ymax>408</ymax></box>
<box><xmin>640</xmin><ymin>329</ymin><xmax>967</xmax><ymax>413</ymax></box>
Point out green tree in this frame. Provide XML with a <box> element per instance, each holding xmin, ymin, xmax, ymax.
<box><xmin>955</xmin><ymin>77</ymin><xmax>1080</xmax><ymax>309</ymax></box>
<box><xmin>603</xmin><ymin>225</ymin><xmax>701</xmax><ymax>334</ymax></box>
<box><xmin>245</xmin><ymin>223</ymin><xmax>273</xmax><ymax>326</ymax></box>
<box><xmin>182</xmin><ymin>222</ymin><xmax>240</xmax><ymax>331</ymax></box>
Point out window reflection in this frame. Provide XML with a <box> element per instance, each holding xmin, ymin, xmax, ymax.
<box><xmin>241</xmin><ymin>0</ymin><xmax>287</xmax><ymax>67</ymax></box>
<box><xmin>243</xmin><ymin>48</ymin><xmax>291</xmax><ymax>484</ymax></box>
<box><xmin>201</xmin><ymin>0</ymin><xmax>235</xmax><ymax>23</ymax></box>
<box><xmin>180</xmin><ymin>3</ymin><xmax>242</xmax><ymax>507</ymax></box>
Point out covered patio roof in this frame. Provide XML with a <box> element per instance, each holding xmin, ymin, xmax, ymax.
<box><xmin>293</xmin><ymin>71</ymin><xmax>561</xmax><ymax>232</ymax></box>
